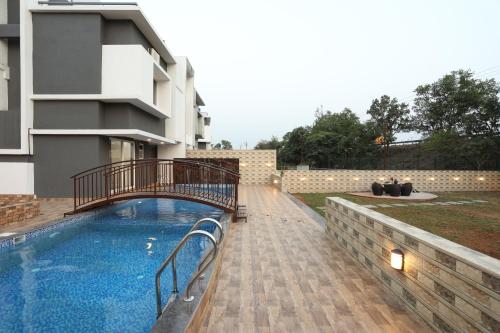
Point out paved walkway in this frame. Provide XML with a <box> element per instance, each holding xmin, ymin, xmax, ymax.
<box><xmin>200</xmin><ymin>186</ymin><xmax>431</xmax><ymax>333</ymax></box>
<box><xmin>0</xmin><ymin>198</ymin><xmax>73</xmax><ymax>238</ymax></box>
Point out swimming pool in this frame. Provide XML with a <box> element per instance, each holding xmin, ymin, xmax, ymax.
<box><xmin>0</xmin><ymin>199</ymin><xmax>223</xmax><ymax>333</ymax></box>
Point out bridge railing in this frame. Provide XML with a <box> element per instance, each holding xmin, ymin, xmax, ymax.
<box><xmin>71</xmin><ymin>159</ymin><xmax>240</xmax><ymax>213</ymax></box>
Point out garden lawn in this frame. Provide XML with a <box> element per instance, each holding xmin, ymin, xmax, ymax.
<box><xmin>293</xmin><ymin>192</ymin><xmax>500</xmax><ymax>259</ymax></box>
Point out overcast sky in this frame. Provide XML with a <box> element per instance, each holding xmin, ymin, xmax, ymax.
<box><xmin>136</xmin><ymin>0</ymin><xmax>500</xmax><ymax>148</ymax></box>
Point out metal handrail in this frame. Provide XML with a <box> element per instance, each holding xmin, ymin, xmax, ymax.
<box><xmin>155</xmin><ymin>218</ymin><xmax>224</xmax><ymax>318</ymax></box>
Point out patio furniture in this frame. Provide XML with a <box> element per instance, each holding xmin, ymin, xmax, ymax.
<box><xmin>391</xmin><ymin>184</ymin><xmax>401</xmax><ymax>197</ymax></box>
<box><xmin>371</xmin><ymin>182</ymin><xmax>383</xmax><ymax>196</ymax></box>
<box><xmin>383</xmin><ymin>183</ymin><xmax>394</xmax><ymax>195</ymax></box>
<box><xmin>237</xmin><ymin>204</ymin><xmax>248</xmax><ymax>223</ymax></box>
<box><xmin>401</xmin><ymin>183</ymin><xmax>412</xmax><ymax>196</ymax></box>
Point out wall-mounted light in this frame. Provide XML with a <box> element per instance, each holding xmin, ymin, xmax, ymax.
<box><xmin>390</xmin><ymin>249</ymin><xmax>404</xmax><ymax>270</ymax></box>
<box><xmin>453</xmin><ymin>177</ymin><xmax>460</xmax><ymax>181</ymax></box>
<box><xmin>428</xmin><ymin>177</ymin><xmax>435</xmax><ymax>181</ymax></box>
<box><xmin>378</xmin><ymin>177</ymin><xmax>385</xmax><ymax>181</ymax></box>
<box><xmin>160</xmin><ymin>142</ymin><xmax>165</xmax><ymax>145</ymax></box>
<box><xmin>353</xmin><ymin>177</ymin><xmax>360</xmax><ymax>181</ymax></box>
<box><xmin>404</xmin><ymin>177</ymin><xmax>411</xmax><ymax>181</ymax></box>
<box><xmin>300</xmin><ymin>177</ymin><xmax>307</xmax><ymax>181</ymax></box>
<box><xmin>147</xmin><ymin>138</ymin><xmax>152</xmax><ymax>142</ymax></box>
<box><xmin>327</xmin><ymin>177</ymin><xmax>334</xmax><ymax>181</ymax></box>
<box><xmin>240</xmin><ymin>163</ymin><xmax>246</xmax><ymax>167</ymax></box>
<box><xmin>266</xmin><ymin>163</ymin><xmax>272</xmax><ymax>167</ymax></box>
<box><xmin>273</xmin><ymin>179</ymin><xmax>279</xmax><ymax>184</ymax></box>
<box><xmin>478</xmin><ymin>177</ymin><xmax>485</xmax><ymax>181</ymax></box>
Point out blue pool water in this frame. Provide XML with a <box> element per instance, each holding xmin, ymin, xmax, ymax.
<box><xmin>0</xmin><ymin>199</ymin><xmax>223</xmax><ymax>333</ymax></box>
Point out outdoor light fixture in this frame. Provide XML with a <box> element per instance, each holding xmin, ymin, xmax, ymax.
<box><xmin>273</xmin><ymin>179</ymin><xmax>279</xmax><ymax>184</ymax></box>
<box><xmin>147</xmin><ymin>138</ymin><xmax>152</xmax><ymax>142</ymax></box>
<box><xmin>353</xmin><ymin>177</ymin><xmax>360</xmax><ymax>181</ymax></box>
<box><xmin>379</xmin><ymin>177</ymin><xmax>385</xmax><ymax>181</ymax></box>
<box><xmin>390</xmin><ymin>249</ymin><xmax>404</xmax><ymax>270</ymax></box>
<box><xmin>266</xmin><ymin>163</ymin><xmax>272</xmax><ymax>167</ymax></box>
<box><xmin>300</xmin><ymin>177</ymin><xmax>307</xmax><ymax>181</ymax></box>
<box><xmin>478</xmin><ymin>177</ymin><xmax>485</xmax><ymax>181</ymax></box>
<box><xmin>160</xmin><ymin>142</ymin><xmax>165</xmax><ymax>144</ymax></box>
<box><xmin>429</xmin><ymin>177</ymin><xmax>435</xmax><ymax>181</ymax></box>
<box><xmin>327</xmin><ymin>177</ymin><xmax>334</xmax><ymax>181</ymax></box>
<box><xmin>240</xmin><ymin>163</ymin><xmax>246</xmax><ymax>167</ymax></box>
<box><xmin>404</xmin><ymin>177</ymin><xmax>411</xmax><ymax>181</ymax></box>
<box><xmin>454</xmin><ymin>177</ymin><xmax>460</xmax><ymax>181</ymax></box>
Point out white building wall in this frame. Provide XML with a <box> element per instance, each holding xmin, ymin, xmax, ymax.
<box><xmin>102</xmin><ymin>45</ymin><xmax>153</xmax><ymax>103</ymax></box>
<box><xmin>0</xmin><ymin>162</ymin><xmax>34</xmax><ymax>194</ymax></box>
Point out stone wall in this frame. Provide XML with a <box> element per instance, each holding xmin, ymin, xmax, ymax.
<box><xmin>281</xmin><ymin>170</ymin><xmax>500</xmax><ymax>193</ymax></box>
<box><xmin>186</xmin><ymin>150</ymin><xmax>276</xmax><ymax>185</ymax></box>
<box><xmin>325</xmin><ymin>197</ymin><xmax>500</xmax><ymax>333</ymax></box>
<box><xmin>0</xmin><ymin>195</ymin><xmax>40</xmax><ymax>225</ymax></box>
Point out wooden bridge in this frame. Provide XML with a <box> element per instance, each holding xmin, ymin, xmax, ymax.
<box><xmin>70</xmin><ymin>159</ymin><xmax>240</xmax><ymax>214</ymax></box>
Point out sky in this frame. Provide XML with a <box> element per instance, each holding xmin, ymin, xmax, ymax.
<box><xmin>135</xmin><ymin>0</ymin><xmax>500</xmax><ymax>148</ymax></box>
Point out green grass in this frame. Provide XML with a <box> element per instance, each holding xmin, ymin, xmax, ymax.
<box><xmin>294</xmin><ymin>192</ymin><xmax>500</xmax><ymax>259</ymax></box>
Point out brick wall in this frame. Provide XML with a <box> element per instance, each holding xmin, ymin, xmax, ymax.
<box><xmin>281</xmin><ymin>170</ymin><xmax>500</xmax><ymax>193</ymax></box>
<box><xmin>186</xmin><ymin>150</ymin><xmax>276</xmax><ymax>185</ymax></box>
<box><xmin>325</xmin><ymin>197</ymin><xmax>500</xmax><ymax>333</ymax></box>
<box><xmin>0</xmin><ymin>195</ymin><xmax>40</xmax><ymax>226</ymax></box>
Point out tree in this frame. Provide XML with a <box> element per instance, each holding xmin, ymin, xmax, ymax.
<box><xmin>280</xmin><ymin>126</ymin><xmax>310</xmax><ymax>165</ymax></box>
<box><xmin>254</xmin><ymin>136</ymin><xmax>282</xmax><ymax>150</ymax></box>
<box><xmin>413</xmin><ymin>69</ymin><xmax>500</xmax><ymax>170</ymax></box>
<box><xmin>220</xmin><ymin>139</ymin><xmax>233</xmax><ymax>150</ymax></box>
<box><xmin>367</xmin><ymin>95</ymin><xmax>411</xmax><ymax>169</ymax></box>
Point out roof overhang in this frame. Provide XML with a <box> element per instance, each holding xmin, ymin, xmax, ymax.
<box><xmin>195</xmin><ymin>91</ymin><xmax>205</xmax><ymax>106</ymax></box>
<box><xmin>30</xmin><ymin>3</ymin><xmax>176</xmax><ymax>64</ymax></box>
<box><xmin>30</xmin><ymin>129</ymin><xmax>177</xmax><ymax>145</ymax></box>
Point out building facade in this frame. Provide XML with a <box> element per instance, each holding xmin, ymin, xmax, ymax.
<box><xmin>0</xmin><ymin>0</ymin><xmax>212</xmax><ymax>197</ymax></box>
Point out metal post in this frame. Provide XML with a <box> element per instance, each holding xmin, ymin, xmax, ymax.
<box><xmin>172</xmin><ymin>256</ymin><xmax>178</xmax><ymax>293</ymax></box>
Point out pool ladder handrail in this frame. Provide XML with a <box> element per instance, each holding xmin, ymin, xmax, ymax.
<box><xmin>155</xmin><ymin>218</ymin><xmax>224</xmax><ymax>318</ymax></box>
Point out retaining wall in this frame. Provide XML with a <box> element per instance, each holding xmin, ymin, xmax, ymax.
<box><xmin>325</xmin><ymin>197</ymin><xmax>500</xmax><ymax>333</ymax></box>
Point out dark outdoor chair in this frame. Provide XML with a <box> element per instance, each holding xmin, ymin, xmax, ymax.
<box><xmin>391</xmin><ymin>184</ymin><xmax>401</xmax><ymax>197</ymax></box>
<box><xmin>401</xmin><ymin>183</ymin><xmax>412</xmax><ymax>196</ymax></box>
<box><xmin>372</xmin><ymin>182</ymin><xmax>383</xmax><ymax>196</ymax></box>
<box><xmin>383</xmin><ymin>184</ymin><xmax>394</xmax><ymax>195</ymax></box>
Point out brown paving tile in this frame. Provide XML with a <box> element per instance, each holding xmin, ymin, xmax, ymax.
<box><xmin>0</xmin><ymin>198</ymin><xmax>73</xmax><ymax>235</ymax></box>
<box><xmin>201</xmin><ymin>185</ymin><xmax>433</xmax><ymax>333</ymax></box>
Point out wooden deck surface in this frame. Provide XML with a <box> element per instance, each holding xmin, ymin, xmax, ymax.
<box><xmin>199</xmin><ymin>185</ymin><xmax>432</xmax><ymax>333</ymax></box>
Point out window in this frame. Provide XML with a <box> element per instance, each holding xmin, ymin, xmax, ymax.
<box><xmin>153</xmin><ymin>80</ymin><xmax>158</xmax><ymax>105</ymax></box>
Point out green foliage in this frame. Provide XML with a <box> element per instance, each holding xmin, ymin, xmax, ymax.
<box><xmin>213</xmin><ymin>139</ymin><xmax>233</xmax><ymax>150</ymax></box>
<box><xmin>254</xmin><ymin>69</ymin><xmax>499</xmax><ymax>170</ymax></box>
<box><xmin>254</xmin><ymin>136</ymin><xmax>282</xmax><ymax>150</ymax></box>
<box><xmin>413</xmin><ymin>69</ymin><xmax>500</xmax><ymax>135</ymax></box>
<box><xmin>414</xmin><ymin>69</ymin><xmax>500</xmax><ymax>170</ymax></box>
<box><xmin>367</xmin><ymin>95</ymin><xmax>411</xmax><ymax>143</ymax></box>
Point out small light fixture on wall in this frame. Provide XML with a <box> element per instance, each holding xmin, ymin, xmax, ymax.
<box><xmin>240</xmin><ymin>163</ymin><xmax>246</xmax><ymax>167</ymax></box>
<box><xmin>453</xmin><ymin>177</ymin><xmax>460</xmax><ymax>181</ymax></box>
<box><xmin>300</xmin><ymin>177</ymin><xmax>307</xmax><ymax>181</ymax></box>
<box><xmin>273</xmin><ymin>179</ymin><xmax>279</xmax><ymax>184</ymax></box>
<box><xmin>429</xmin><ymin>177</ymin><xmax>435</xmax><ymax>181</ymax></box>
<box><xmin>404</xmin><ymin>177</ymin><xmax>411</xmax><ymax>181</ymax></box>
<box><xmin>478</xmin><ymin>177</ymin><xmax>485</xmax><ymax>181</ymax></box>
<box><xmin>390</xmin><ymin>249</ymin><xmax>404</xmax><ymax>270</ymax></box>
<box><xmin>378</xmin><ymin>177</ymin><xmax>385</xmax><ymax>181</ymax></box>
<box><xmin>327</xmin><ymin>177</ymin><xmax>334</xmax><ymax>181</ymax></box>
<box><xmin>353</xmin><ymin>177</ymin><xmax>360</xmax><ymax>181</ymax></box>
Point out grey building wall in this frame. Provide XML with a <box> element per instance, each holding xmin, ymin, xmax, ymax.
<box><xmin>103</xmin><ymin>19</ymin><xmax>168</xmax><ymax>72</ymax></box>
<box><xmin>34</xmin><ymin>101</ymin><xmax>104</xmax><ymax>129</ymax></box>
<box><xmin>0</xmin><ymin>39</ymin><xmax>20</xmax><ymax>148</ymax></box>
<box><xmin>103</xmin><ymin>19</ymin><xmax>151</xmax><ymax>50</ymax></box>
<box><xmin>32</xmin><ymin>13</ymin><xmax>103</xmax><ymax>94</ymax></box>
<box><xmin>7</xmin><ymin>0</ymin><xmax>20</xmax><ymax>24</ymax></box>
<box><xmin>104</xmin><ymin>103</ymin><xmax>165</xmax><ymax>136</ymax></box>
<box><xmin>33</xmin><ymin>101</ymin><xmax>165</xmax><ymax>136</ymax></box>
<box><xmin>33</xmin><ymin>135</ymin><xmax>110</xmax><ymax>197</ymax></box>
